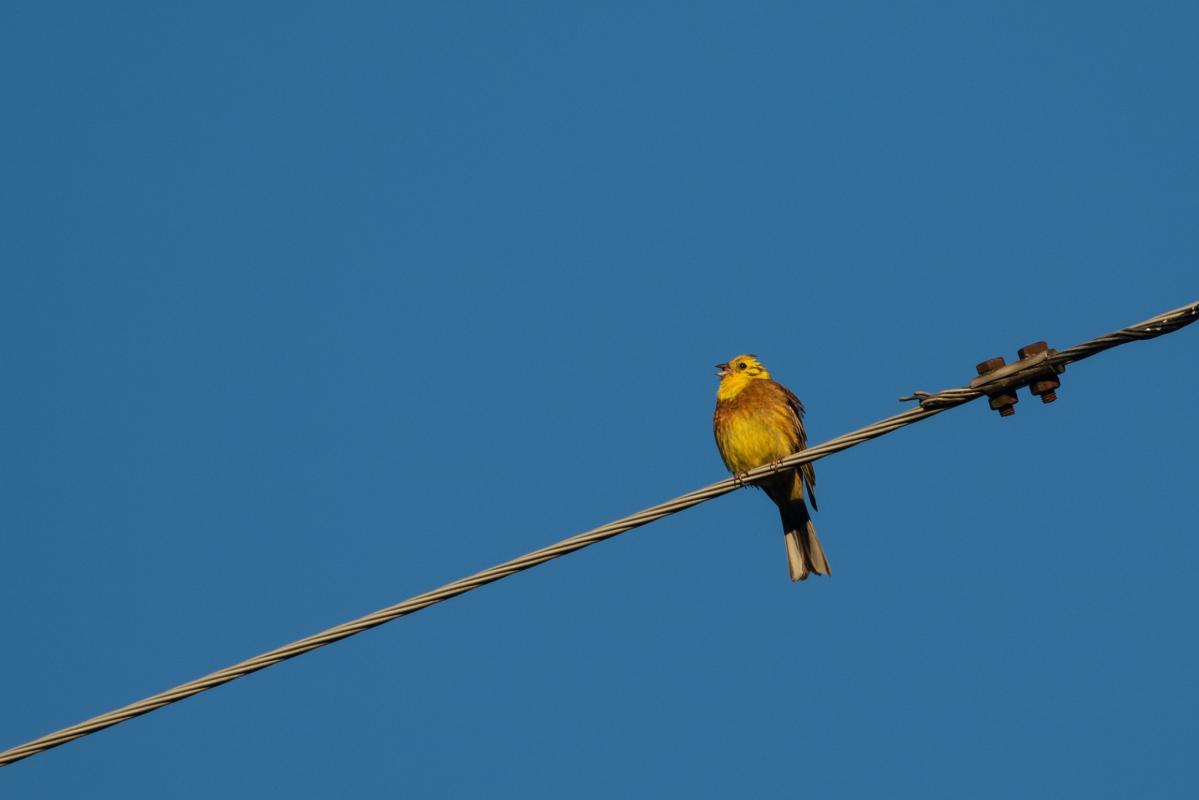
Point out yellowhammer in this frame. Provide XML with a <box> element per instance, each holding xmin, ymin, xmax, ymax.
<box><xmin>713</xmin><ymin>354</ymin><xmax>830</xmax><ymax>582</ymax></box>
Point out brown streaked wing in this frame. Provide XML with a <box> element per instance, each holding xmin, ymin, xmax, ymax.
<box><xmin>777</xmin><ymin>381</ymin><xmax>818</xmax><ymax>511</ymax></box>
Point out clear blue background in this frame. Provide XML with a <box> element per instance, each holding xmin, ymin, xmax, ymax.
<box><xmin>2</xmin><ymin>2</ymin><xmax>1196</xmax><ymax>797</ymax></box>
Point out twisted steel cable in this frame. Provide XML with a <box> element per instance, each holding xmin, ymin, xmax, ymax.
<box><xmin>1</xmin><ymin>298</ymin><xmax>1195</xmax><ymax>769</ymax></box>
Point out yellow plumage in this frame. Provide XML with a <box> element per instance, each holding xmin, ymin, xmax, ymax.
<box><xmin>713</xmin><ymin>354</ymin><xmax>830</xmax><ymax>582</ymax></box>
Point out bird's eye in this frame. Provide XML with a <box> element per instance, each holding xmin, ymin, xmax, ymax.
<box><xmin>737</xmin><ymin>362</ymin><xmax>747</xmax><ymax>370</ymax></box>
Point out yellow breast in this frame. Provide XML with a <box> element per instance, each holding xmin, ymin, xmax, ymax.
<box><xmin>713</xmin><ymin>381</ymin><xmax>801</xmax><ymax>474</ymax></box>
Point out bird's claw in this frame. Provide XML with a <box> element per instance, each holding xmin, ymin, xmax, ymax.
<box><xmin>732</xmin><ymin>471</ymin><xmax>750</xmax><ymax>489</ymax></box>
<box><xmin>768</xmin><ymin>458</ymin><xmax>785</xmax><ymax>474</ymax></box>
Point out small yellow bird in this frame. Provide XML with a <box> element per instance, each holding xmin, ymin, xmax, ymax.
<box><xmin>713</xmin><ymin>354</ymin><xmax>830</xmax><ymax>582</ymax></box>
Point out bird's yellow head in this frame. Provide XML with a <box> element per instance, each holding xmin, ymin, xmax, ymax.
<box><xmin>715</xmin><ymin>354</ymin><xmax>771</xmax><ymax>400</ymax></box>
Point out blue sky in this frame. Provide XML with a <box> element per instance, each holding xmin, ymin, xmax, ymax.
<box><xmin>2</xmin><ymin>2</ymin><xmax>1197</xmax><ymax>797</ymax></box>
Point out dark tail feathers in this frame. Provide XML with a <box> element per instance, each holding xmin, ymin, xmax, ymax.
<box><xmin>779</xmin><ymin>500</ymin><xmax>830</xmax><ymax>582</ymax></box>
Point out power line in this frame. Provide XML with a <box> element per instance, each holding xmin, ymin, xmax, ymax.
<box><xmin>1</xmin><ymin>299</ymin><xmax>1195</xmax><ymax>769</ymax></box>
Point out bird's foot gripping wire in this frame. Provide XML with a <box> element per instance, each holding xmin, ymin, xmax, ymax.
<box><xmin>732</xmin><ymin>471</ymin><xmax>751</xmax><ymax>489</ymax></box>
<box><xmin>768</xmin><ymin>458</ymin><xmax>785</xmax><ymax>474</ymax></box>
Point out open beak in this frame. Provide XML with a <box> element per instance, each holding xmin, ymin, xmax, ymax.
<box><xmin>715</xmin><ymin>362</ymin><xmax>730</xmax><ymax>377</ymax></box>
